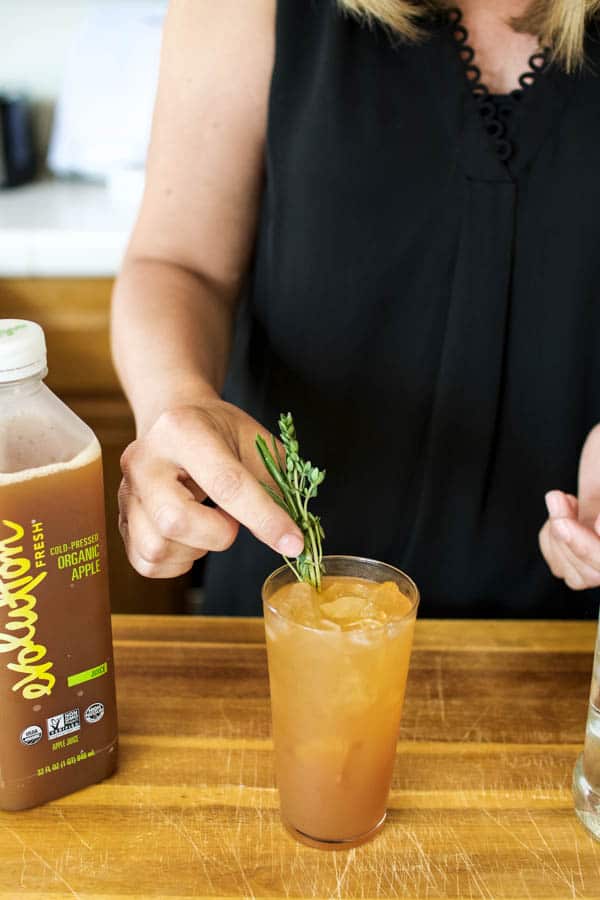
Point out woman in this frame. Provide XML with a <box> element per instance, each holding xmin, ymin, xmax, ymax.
<box><xmin>112</xmin><ymin>0</ymin><xmax>600</xmax><ymax>617</ymax></box>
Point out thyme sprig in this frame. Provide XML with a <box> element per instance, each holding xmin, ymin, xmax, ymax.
<box><xmin>256</xmin><ymin>412</ymin><xmax>326</xmax><ymax>590</ymax></box>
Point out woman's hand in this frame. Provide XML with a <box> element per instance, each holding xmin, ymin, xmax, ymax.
<box><xmin>118</xmin><ymin>399</ymin><xmax>304</xmax><ymax>578</ymax></box>
<box><xmin>539</xmin><ymin>424</ymin><xmax>600</xmax><ymax>590</ymax></box>
<box><xmin>111</xmin><ymin>0</ymin><xmax>282</xmax><ymax>580</ymax></box>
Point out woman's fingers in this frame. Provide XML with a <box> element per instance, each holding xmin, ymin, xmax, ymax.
<box><xmin>117</xmin><ymin>401</ymin><xmax>305</xmax><ymax>581</ymax></box>
<box><xmin>550</xmin><ymin>517</ymin><xmax>600</xmax><ymax>570</ymax></box>
<box><xmin>123</xmin><ymin>454</ymin><xmax>239</xmax><ymax>551</ymax></box>
<box><xmin>560</xmin><ymin>540</ymin><xmax>600</xmax><ymax>590</ymax></box>
<box><xmin>155</xmin><ymin>408</ymin><xmax>303</xmax><ymax>555</ymax></box>
<box><xmin>539</xmin><ymin>521</ymin><xmax>560</xmax><ymax>577</ymax></box>
<box><xmin>540</xmin><ymin>510</ymin><xmax>600</xmax><ymax>591</ymax></box>
<box><xmin>119</xmin><ymin>492</ymin><xmax>208</xmax><ymax>578</ymax></box>
<box><xmin>545</xmin><ymin>490</ymin><xmax>576</xmax><ymax>520</ymax></box>
<box><xmin>541</xmin><ymin>489</ymin><xmax>581</xmax><ymax>585</ymax></box>
<box><xmin>551</xmin><ymin>518</ymin><xmax>600</xmax><ymax>584</ymax></box>
<box><xmin>566</xmin><ymin>493</ymin><xmax>579</xmax><ymax>516</ymax></box>
<box><xmin>118</xmin><ymin>457</ymin><xmax>239</xmax><ymax>578</ymax></box>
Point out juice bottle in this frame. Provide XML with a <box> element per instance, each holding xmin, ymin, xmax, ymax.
<box><xmin>0</xmin><ymin>319</ymin><xmax>118</xmax><ymax>811</ymax></box>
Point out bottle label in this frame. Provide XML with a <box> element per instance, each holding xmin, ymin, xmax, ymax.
<box><xmin>20</xmin><ymin>725</ymin><xmax>43</xmax><ymax>746</ymax></box>
<box><xmin>0</xmin><ymin>520</ymin><xmax>56</xmax><ymax>700</ymax></box>
<box><xmin>0</xmin><ymin>447</ymin><xmax>117</xmax><ymax>802</ymax></box>
<box><xmin>47</xmin><ymin>708</ymin><xmax>81</xmax><ymax>739</ymax></box>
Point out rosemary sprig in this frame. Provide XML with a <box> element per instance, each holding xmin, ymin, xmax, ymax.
<box><xmin>256</xmin><ymin>412</ymin><xmax>326</xmax><ymax>590</ymax></box>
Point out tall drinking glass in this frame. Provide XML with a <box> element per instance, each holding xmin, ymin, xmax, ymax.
<box><xmin>573</xmin><ymin>610</ymin><xmax>600</xmax><ymax>838</ymax></box>
<box><xmin>263</xmin><ymin>555</ymin><xmax>419</xmax><ymax>850</ymax></box>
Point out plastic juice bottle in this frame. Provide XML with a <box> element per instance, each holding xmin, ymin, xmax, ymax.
<box><xmin>0</xmin><ymin>319</ymin><xmax>118</xmax><ymax>810</ymax></box>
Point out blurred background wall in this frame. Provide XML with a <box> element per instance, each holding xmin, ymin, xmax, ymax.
<box><xmin>1</xmin><ymin>0</ymin><xmax>115</xmax><ymax>158</ymax></box>
<box><xmin>1</xmin><ymin>1</ymin><xmax>86</xmax><ymax>96</ymax></box>
<box><xmin>1</xmin><ymin>0</ymin><xmax>166</xmax><ymax>175</ymax></box>
<box><xmin>0</xmin><ymin>0</ymin><xmax>191</xmax><ymax>614</ymax></box>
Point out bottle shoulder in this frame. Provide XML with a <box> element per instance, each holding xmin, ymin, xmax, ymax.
<box><xmin>0</xmin><ymin>382</ymin><xmax>99</xmax><ymax>475</ymax></box>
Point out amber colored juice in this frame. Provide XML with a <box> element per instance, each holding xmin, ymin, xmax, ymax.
<box><xmin>0</xmin><ymin>440</ymin><xmax>118</xmax><ymax>810</ymax></box>
<box><xmin>263</xmin><ymin>559</ymin><xmax>418</xmax><ymax>849</ymax></box>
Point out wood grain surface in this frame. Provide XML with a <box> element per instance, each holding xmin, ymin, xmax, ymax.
<box><xmin>1</xmin><ymin>616</ymin><xmax>600</xmax><ymax>899</ymax></box>
<box><xmin>0</xmin><ymin>278</ymin><xmax>118</xmax><ymax>395</ymax></box>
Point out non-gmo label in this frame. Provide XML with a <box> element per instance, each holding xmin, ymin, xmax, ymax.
<box><xmin>20</xmin><ymin>725</ymin><xmax>43</xmax><ymax>746</ymax></box>
<box><xmin>47</xmin><ymin>708</ymin><xmax>80</xmax><ymax>739</ymax></box>
<box><xmin>84</xmin><ymin>702</ymin><xmax>105</xmax><ymax>724</ymax></box>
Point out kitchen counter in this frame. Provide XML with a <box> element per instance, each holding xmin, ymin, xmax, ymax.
<box><xmin>0</xmin><ymin>177</ymin><xmax>140</xmax><ymax>277</ymax></box>
<box><xmin>1</xmin><ymin>616</ymin><xmax>600</xmax><ymax>898</ymax></box>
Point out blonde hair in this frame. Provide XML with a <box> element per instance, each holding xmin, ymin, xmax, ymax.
<box><xmin>338</xmin><ymin>0</ymin><xmax>600</xmax><ymax>72</ymax></box>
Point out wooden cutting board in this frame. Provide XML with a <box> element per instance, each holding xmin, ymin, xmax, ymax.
<box><xmin>1</xmin><ymin>616</ymin><xmax>599</xmax><ymax>898</ymax></box>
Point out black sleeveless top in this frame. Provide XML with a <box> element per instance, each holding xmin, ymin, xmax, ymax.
<box><xmin>203</xmin><ymin>1</ymin><xmax>600</xmax><ymax>618</ymax></box>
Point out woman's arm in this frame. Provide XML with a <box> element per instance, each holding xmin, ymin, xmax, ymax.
<box><xmin>111</xmin><ymin>0</ymin><xmax>305</xmax><ymax>579</ymax></box>
<box><xmin>112</xmin><ymin>0</ymin><xmax>272</xmax><ymax>433</ymax></box>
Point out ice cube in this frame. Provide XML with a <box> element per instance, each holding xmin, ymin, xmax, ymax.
<box><xmin>320</xmin><ymin>579</ymin><xmax>372</xmax><ymax>603</ymax></box>
<box><xmin>344</xmin><ymin>617</ymin><xmax>384</xmax><ymax>630</ymax></box>
<box><xmin>318</xmin><ymin>618</ymin><xmax>342</xmax><ymax>631</ymax></box>
<box><xmin>319</xmin><ymin>595</ymin><xmax>375</xmax><ymax>623</ymax></box>
<box><xmin>371</xmin><ymin>581</ymin><xmax>412</xmax><ymax>620</ymax></box>
<box><xmin>273</xmin><ymin>581</ymin><xmax>320</xmax><ymax>627</ymax></box>
<box><xmin>317</xmin><ymin>578</ymin><xmax>413</xmax><ymax>630</ymax></box>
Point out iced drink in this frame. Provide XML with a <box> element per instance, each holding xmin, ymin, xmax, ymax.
<box><xmin>263</xmin><ymin>555</ymin><xmax>418</xmax><ymax>849</ymax></box>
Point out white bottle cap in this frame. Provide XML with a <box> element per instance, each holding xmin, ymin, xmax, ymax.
<box><xmin>0</xmin><ymin>320</ymin><xmax>48</xmax><ymax>383</ymax></box>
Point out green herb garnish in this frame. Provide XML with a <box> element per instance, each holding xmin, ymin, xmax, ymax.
<box><xmin>256</xmin><ymin>412</ymin><xmax>326</xmax><ymax>590</ymax></box>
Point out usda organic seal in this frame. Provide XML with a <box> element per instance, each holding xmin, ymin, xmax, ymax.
<box><xmin>20</xmin><ymin>725</ymin><xmax>43</xmax><ymax>746</ymax></box>
<box><xmin>84</xmin><ymin>702</ymin><xmax>104</xmax><ymax>724</ymax></box>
